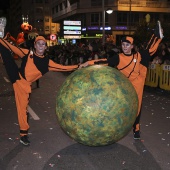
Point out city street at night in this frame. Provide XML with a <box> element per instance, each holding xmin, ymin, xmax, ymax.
<box><xmin>0</xmin><ymin>60</ymin><xmax>170</xmax><ymax>170</ymax></box>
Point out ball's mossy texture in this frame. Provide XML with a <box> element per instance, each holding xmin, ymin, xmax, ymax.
<box><xmin>56</xmin><ymin>65</ymin><xmax>138</xmax><ymax>146</ymax></box>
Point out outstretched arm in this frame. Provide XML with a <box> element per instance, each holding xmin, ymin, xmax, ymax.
<box><xmin>0</xmin><ymin>38</ymin><xmax>28</xmax><ymax>58</ymax></box>
<box><xmin>48</xmin><ymin>59</ymin><xmax>79</xmax><ymax>72</ymax></box>
<box><xmin>145</xmin><ymin>21</ymin><xmax>163</xmax><ymax>56</ymax></box>
<box><xmin>79</xmin><ymin>58</ymin><xmax>108</xmax><ymax>69</ymax></box>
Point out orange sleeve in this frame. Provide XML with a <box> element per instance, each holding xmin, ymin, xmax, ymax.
<box><xmin>48</xmin><ymin>59</ymin><xmax>78</xmax><ymax>72</ymax></box>
<box><xmin>145</xmin><ymin>34</ymin><xmax>162</xmax><ymax>56</ymax></box>
<box><xmin>87</xmin><ymin>58</ymin><xmax>108</xmax><ymax>65</ymax></box>
<box><xmin>0</xmin><ymin>39</ymin><xmax>28</xmax><ymax>58</ymax></box>
<box><xmin>149</xmin><ymin>38</ymin><xmax>161</xmax><ymax>56</ymax></box>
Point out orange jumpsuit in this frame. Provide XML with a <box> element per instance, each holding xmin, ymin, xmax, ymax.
<box><xmin>86</xmin><ymin>34</ymin><xmax>161</xmax><ymax>132</ymax></box>
<box><xmin>0</xmin><ymin>38</ymin><xmax>78</xmax><ymax>136</ymax></box>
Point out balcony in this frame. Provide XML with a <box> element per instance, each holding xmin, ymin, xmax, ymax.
<box><xmin>53</xmin><ymin>3</ymin><xmax>78</xmax><ymax>22</ymax></box>
<box><xmin>118</xmin><ymin>0</ymin><xmax>170</xmax><ymax>12</ymax></box>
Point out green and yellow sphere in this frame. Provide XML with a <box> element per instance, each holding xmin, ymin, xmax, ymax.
<box><xmin>56</xmin><ymin>65</ymin><xmax>138</xmax><ymax>146</ymax></box>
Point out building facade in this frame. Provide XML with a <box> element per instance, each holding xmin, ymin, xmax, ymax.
<box><xmin>51</xmin><ymin>0</ymin><xmax>170</xmax><ymax>45</ymax></box>
<box><xmin>8</xmin><ymin>0</ymin><xmax>60</xmax><ymax>45</ymax></box>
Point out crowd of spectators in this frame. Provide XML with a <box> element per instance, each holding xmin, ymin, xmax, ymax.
<box><xmin>150</xmin><ymin>42</ymin><xmax>170</xmax><ymax>65</ymax></box>
<box><xmin>46</xmin><ymin>39</ymin><xmax>170</xmax><ymax>66</ymax></box>
<box><xmin>46</xmin><ymin>39</ymin><xmax>119</xmax><ymax>65</ymax></box>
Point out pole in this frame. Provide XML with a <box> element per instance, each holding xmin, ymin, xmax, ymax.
<box><xmin>102</xmin><ymin>0</ymin><xmax>105</xmax><ymax>45</ymax></box>
<box><xmin>129</xmin><ymin>0</ymin><xmax>131</xmax><ymax>35</ymax></box>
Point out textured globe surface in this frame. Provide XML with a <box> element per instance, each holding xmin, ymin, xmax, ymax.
<box><xmin>56</xmin><ymin>65</ymin><xmax>138</xmax><ymax>146</ymax></box>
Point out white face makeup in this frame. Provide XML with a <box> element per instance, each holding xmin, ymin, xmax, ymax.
<box><xmin>121</xmin><ymin>42</ymin><xmax>133</xmax><ymax>55</ymax></box>
<box><xmin>34</xmin><ymin>40</ymin><xmax>47</xmax><ymax>55</ymax></box>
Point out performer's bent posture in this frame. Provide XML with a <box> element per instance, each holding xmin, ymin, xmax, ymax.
<box><xmin>80</xmin><ymin>21</ymin><xmax>164</xmax><ymax>139</ymax></box>
<box><xmin>0</xmin><ymin>29</ymin><xmax>79</xmax><ymax>146</ymax></box>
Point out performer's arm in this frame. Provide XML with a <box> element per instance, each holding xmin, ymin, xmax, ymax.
<box><xmin>0</xmin><ymin>38</ymin><xmax>28</xmax><ymax>58</ymax></box>
<box><xmin>78</xmin><ymin>58</ymin><xmax>108</xmax><ymax>68</ymax></box>
<box><xmin>79</xmin><ymin>53</ymin><xmax>120</xmax><ymax>69</ymax></box>
<box><xmin>145</xmin><ymin>21</ymin><xmax>163</xmax><ymax>56</ymax></box>
<box><xmin>145</xmin><ymin>34</ymin><xmax>162</xmax><ymax>56</ymax></box>
<box><xmin>48</xmin><ymin>59</ymin><xmax>78</xmax><ymax>72</ymax></box>
<box><xmin>4</xmin><ymin>32</ymin><xmax>16</xmax><ymax>42</ymax></box>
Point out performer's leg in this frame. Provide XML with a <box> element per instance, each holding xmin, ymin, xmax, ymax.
<box><xmin>0</xmin><ymin>32</ymin><xmax>30</xmax><ymax>146</ymax></box>
<box><xmin>132</xmin><ymin>78</ymin><xmax>145</xmax><ymax>140</ymax></box>
<box><xmin>133</xmin><ymin>109</ymin><xmax>142</xmax><ymax>139</ymax></box>
<box><xmin>13</xmin><ymin>81</ymin><xmax>30</xmax><ymax>145</ymax></box>
<box><xmin>0</xmin><ymin>44</ymin><xmax>20</xmax><ymax>83</ymax></box>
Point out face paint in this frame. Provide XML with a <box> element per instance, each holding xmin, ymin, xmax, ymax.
<box><xmin>121</xmin><ymin>42</ymin><xmax>133</xmax><ymax>55</ymax></box>
<box><xmin>34</xmin><ymin>40</ymin><xmax>47</xmax><ymax>56</ymax></box>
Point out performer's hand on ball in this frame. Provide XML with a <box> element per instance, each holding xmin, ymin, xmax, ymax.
<box><xmin>78</xmin><ymin>62</ymin><xmax>89</xmax><ymax>69</ymax></box>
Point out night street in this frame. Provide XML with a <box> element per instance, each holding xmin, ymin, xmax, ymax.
<box><xmin>0</xmin><ymin>60</ymin><xmax>170</xmax><ymax>170</ymax></box>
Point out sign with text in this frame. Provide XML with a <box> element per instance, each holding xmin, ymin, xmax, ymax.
<box><xmin>64</xmin><ymin>35</ymin><xmax>81</xmax><ymax>39</ymax></box>
<box><xmin>64</xmin><ymin>31</ymin><xmax>81</xmax><ymax>34</ymax></box>
<box><xmin>63</xmin><ymin>26</ymin><xmax>81</xmax><ymax>30</ymax></box>
<box><xmin>63</xmin><ymin>20</ymin><xmax>82</xmax><ymax>40</ymax></box>
<box><xmin>64</xmin><ymin>20</ymin><xmax>81</xmax><ymax>25</ymax></box>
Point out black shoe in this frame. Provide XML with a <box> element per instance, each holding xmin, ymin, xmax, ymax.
<box><xmin>133</xmin><ymin>131</ymin><xmax>141</xmax><ymax>140</ymax></box>
<box><xmin>20</xmin><ymin>135</ymin><xmax>30</xmax><ymax>146</ymax></box>
<box><xmin>154</xmin><ymin>20</ymin><xmax>164</xmax><ymax>39</ymax></box>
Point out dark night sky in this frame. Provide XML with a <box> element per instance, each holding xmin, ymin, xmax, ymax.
<box><xmin>0</xmin><ymin>0</ymin><xmax>10</xmax><ymax>10</ymax></box>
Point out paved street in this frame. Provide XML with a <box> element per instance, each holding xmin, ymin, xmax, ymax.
<box><xmin>0</xmin><ymin>60</ymin><xmax>170</xmax><ymax>170</ymax></box>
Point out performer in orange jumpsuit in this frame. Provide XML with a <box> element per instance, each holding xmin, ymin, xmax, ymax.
<box><xmin>80</xmin><ymin>21</ymin><xmax>164</xmax><ymax>139</ymax></box>
<box><xmin>0</xmin><ymin>35</ymin><xmax>79</xmax><ymax>145</ymax></box>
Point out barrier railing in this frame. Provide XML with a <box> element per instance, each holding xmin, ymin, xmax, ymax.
<box><xmin>145</xmin><ymin>64</ymin><xmax>160</xmax><ymax>87</ymax></box>
<box><xmin>145</xmin><ymin>64</ymin><xmax>170</xmax><ymax>90</ymax></box>
<box><xmin>159</xmin><ymin>65</ymin><xmax>170</xmax><ymax>90</ymax></box>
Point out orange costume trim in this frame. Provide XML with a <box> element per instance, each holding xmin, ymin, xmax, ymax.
<box><xmin>0</xmin><ymin>38</ymin><xmax>78</xmax><ymax>136</ymax></box>
<box><xmin>86</xmin><ymin>34</ymin><xmax>161</xmax><ymax>132</ymax></box>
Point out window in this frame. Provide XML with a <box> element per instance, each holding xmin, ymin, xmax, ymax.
<box><xmin>70</xmin><ymin>0</ymin><xmax>78</xmax><ymax>5</ymax></box>
<box><xmin>45</xmin><ymin>18</ymin><xmax>49</xmax><ymax>22</ymax></box>
<box><xmin>45</xmin><ymin>26</ymin><xmax>49</xmax><ymax>31</ymax></box>
<box><xmin>35</xmin><ymin>0</ymin><xmax>43</xmax><ymax>3</ymax></box>
<box><xmin>36</xmin><ymin>7</ymin><xmax>43</xmax><ymax>14</ymax></box>
<box><xmin>64</xmin><ymin>1</ymin><xmax>68</xmax><ymax>8</ymax></box>
<box><xmin>51</xmin><ymin>26</ymin><xmax>55</xmax><ymax>31</ymax></box>
<box><xmin>148</xmin><ymin>13</ymin><xmax>159</xmax><ymax>22</ymax></box>
<box><xmin>101</xmin><ymin>12</ymin><xmax>109</xmax><ymax>26</ymax></box>
<box><xmin>91</xmin><ymin>0</ymin><xmax>108</xmax><ymax>6</ymax></box>
<box><xmin>44</xmin><ymin>7</ymin><xmax>50</xmax><ymax>14</ymax></box>
<box><xmin>91</xmin><ymin>12</ymin><xmax>108</xmax><ymax>26</ymax></box>
<box><xmin>55</xmin><ymin>6</ymin><xmax>58</xmax><ymax>13</ymax></box>
<box><xmin>130</xmin><ymin>13</ymin><xmax>139</xmax><ymax>25</ymax></box>
<box><xmin>91</xmin><ymin>0</ymin><xmax>102</xmax><ymax>6</ymax></box>
<box><xmin>91</xmin><ymin>13</ymin><xmax>100</xmax><ymax>26</ymax></box>
<box><xmin>164</xmin><ymin>13</ymin><xmax>170</xmax><ymax>22</ymax></box>
<box><xmin>59</xmin><ymin>3</ymin><xmax>63</xmax><ymax>10</ymax></box>
<box><xmin>117</xmin><ymin>12</ymin><xmax>128</xmax><ymax>25</ymax></box>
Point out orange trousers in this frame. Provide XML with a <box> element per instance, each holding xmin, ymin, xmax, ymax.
<box><xmin>13</xmin><ymin>77</ymin><xmax>31</xmax><ymax>136</ymax></box>
<box><xmin>0</xmin><ymin>43</ymin><xmax>31</xmax><ymax>136</ymax></box>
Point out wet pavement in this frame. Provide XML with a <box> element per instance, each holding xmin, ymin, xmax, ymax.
<box><xmin>0</xmin><ymin>60</ymin><xmax>170</xmax><ymax>170</ymax></box>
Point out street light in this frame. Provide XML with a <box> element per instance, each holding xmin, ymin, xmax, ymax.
<box><xmin>102</xmin><ymin>0</ymin><xmax>113</xmax><ymax>45</ymax></box>
<box><xmin>106</xmin><ymin>8</ymin><xmax>113</xmax><ymax>14</ymax></box>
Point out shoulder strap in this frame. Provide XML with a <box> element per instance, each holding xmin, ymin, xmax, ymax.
<box><xmin>118</xmin><ymin>53</ymin><xmax>135</xmax><ymax>71</ymax></box>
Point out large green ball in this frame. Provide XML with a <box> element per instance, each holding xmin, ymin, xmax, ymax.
<box><xmin>56</xmin><ymin>65</ymin><xmax>138</xmax><ymax>146</ymax></box>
